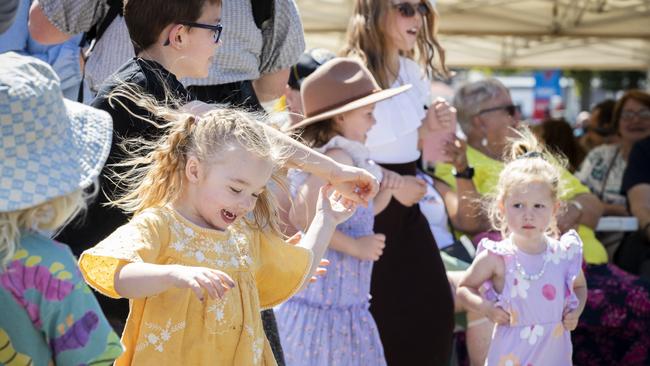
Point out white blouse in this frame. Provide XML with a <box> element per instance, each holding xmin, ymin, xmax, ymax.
<box><xmin>366</xmin><ymin>57</ymin><xmax>431</xmax><ymax>164</ymax></box>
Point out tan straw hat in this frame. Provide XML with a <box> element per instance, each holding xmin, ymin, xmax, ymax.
<box><xmin>284</xmin><ymin>58</ymin><xmax>411</xmax><ymax>131</ymax></box>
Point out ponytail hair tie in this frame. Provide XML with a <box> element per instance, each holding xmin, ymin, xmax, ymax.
<box><xmin>518</xmin><ymin>151</ymin><xmax>543</xmax><ymax>160</ymax></box>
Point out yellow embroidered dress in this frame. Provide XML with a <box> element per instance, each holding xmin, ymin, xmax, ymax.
<box><xmin>78</xmin><ymin>207</ymin><xmax>312</xmax><ymax>365</ymax></box>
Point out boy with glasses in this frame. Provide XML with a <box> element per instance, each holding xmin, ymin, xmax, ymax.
<box><xmin>56</xmin><ymin>0</ymin><xmax>223</xmax><ymax>335</ymax></box>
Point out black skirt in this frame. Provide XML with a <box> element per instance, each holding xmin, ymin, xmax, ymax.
<box><xmin>370</xmin><ymin>161</ymin><xmax>454</xmax><ymax>366</ymax></box>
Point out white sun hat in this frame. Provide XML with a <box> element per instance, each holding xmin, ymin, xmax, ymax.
<box><xmin>0</xmin><ymin>53</ymin><xmax>113</xmax><ymax>212</ymax></box>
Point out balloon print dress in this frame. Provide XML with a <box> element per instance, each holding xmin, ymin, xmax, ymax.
<box><xmin>479</xmin><ymin>230</ymin><xmax>583</xmax><ymax>366</ymax></box>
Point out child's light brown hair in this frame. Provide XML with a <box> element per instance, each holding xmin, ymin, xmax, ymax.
<box><xmin>292</xmin><ymin>118</ymin><xmax>339</xmax><ymax>149</ymax></box>
<box><xmin>124</xmin><ymin>0</ymin><xmax>221</xmax><ymax>53</ymax></box>
<box><xmin>340</xmin><ymin>0</ymin><xmax>448</xmax><ymax>88</ymax></box>
<box><xmin>486</xmin><ymin>127</ymin><xmax>568</xmax><ymax>238</ymax></box>
<box><xmin>107</xmin><ymin>87</ymin><xmax>291</xmax><ymax>237</ymax></box>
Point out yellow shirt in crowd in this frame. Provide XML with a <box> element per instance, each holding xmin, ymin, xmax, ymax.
<box><xmin>435</xmin><ymin>146</ymin><xmax>608</xmax><ymax>264</ymax></box>
<box><xmin>79</xmin><ymin>207</ymin><xmax>312</xmax><ymax>365</ymax></box>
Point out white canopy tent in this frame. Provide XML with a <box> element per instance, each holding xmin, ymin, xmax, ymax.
<box><xmin>297</xmin><ymin>0</ymin><xmax>650</xmax><ymax>71</ymax></box>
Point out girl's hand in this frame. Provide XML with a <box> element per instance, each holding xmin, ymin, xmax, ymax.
<box><xmin>316</xmin><ymin>185</ymin><xmax>357</xmax><ymax>226</ymax></box>
<box><xmin>351</xmin><ymin>234</ymin><xmax>386</xmax><ymax>261</ymax></box>
<box><xmin>329</xmin><ymin>163</ymin><xmax>380</xmax><ymax>207</ymax></box>
<box><xmin>309</xmin><ymin>259</ymin><xmax>330</xmax><ymax>283</ymax></box>
<box><xmin>562</xmin><ymin>308</ymin><xmax>581</xmax><ymax>331</ymax></box>
<box><xmin>481</xmin><ymin>301</ymin><xmax>510</xmax><ymax>325</ymax></box>
<box><xmin>380</xmin><ymin>169</ymin><xmax>405</xmax><ymax>191</ymax></box>
<box><xmin>287</xmin><ymin>232</ymin><xmax>330</xmax><ymax>283</ymax></box>
<box><xmin>392</xmin><ymin>175</ymin><xmax>427</xmax><ymax>206</ymax></box>
<box><xmin>168</xmin><ymin>265</ymin><xmax>236</xmax><ymax>302</ymax></box>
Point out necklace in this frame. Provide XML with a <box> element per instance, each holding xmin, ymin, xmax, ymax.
<box><xmin>512</xmin><ymin>239</ymin><xmax>549</xmax><ymax>281</ymax></box>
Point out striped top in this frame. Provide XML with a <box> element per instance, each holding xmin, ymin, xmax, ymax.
<box><xmin>39</xmin><ymin>0</ymin><xmax>305</xmax><ymax>92</ymax></box>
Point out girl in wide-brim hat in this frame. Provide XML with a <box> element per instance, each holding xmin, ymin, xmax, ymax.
<box><xmin>277</xmin><ymin>57</ymin><xmax>409</xmax><ymax>365</ymax></box>
<box><xmin>0</xmin><ymin>53</ymin><xmax>121</xmax><ymax>364</ymax></box>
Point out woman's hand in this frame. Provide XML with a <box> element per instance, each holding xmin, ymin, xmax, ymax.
<box><xmin>557</xmin><ymin>202</ymin><xmax>582</xmax><ymax>233</ymax></box>
<box><xmin>442</xmin><ymin>138</ymin><xmax>469</xmax><ymax>172</ymax></box>
<box><xmin>329</xmin><ymin>163</ymin><xmax>379</xmax><ymax>207</ymax></box>
<box><xmin>424</xmin><ymin>98</ymin><xmax>457</xmax><ymax>132</ymax></box>
<box><xmin>392</xmin><ymin>175</ymin><xmax>427</xmax><ymax>206</ymax></box>
<box><xmin>168</xmin><ymin>265</ymin><xmax>236</xmax><ymax>302</ymax></box>
<box><xmin>350</xmin><ymin>234</ymin><xmax>386</xmax><ymax>261</ymax></box>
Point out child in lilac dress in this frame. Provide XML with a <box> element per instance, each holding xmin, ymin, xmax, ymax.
<box><xmin>457</xmin><ymin>129</ymin><xmax>588</xmax><ymax>366</ymax></box>
<box><xmin>275</xmin><ymin>58</ymin><xmax>410</xmax><ymax>365</ymax></box>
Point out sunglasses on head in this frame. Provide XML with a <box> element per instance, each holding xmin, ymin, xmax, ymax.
<box><xmin>392</xmin><ymin>2</ymin><xmax>429</xmax><ymax>17</ymax></box>
<box><xmin>477</xmin><ymin>104</ymin><xmax>518</xmax><ymax>117</ymax></box>
<box><xmin>163</xmin><ymin>22</ymin><xmax>223</xmax><ymax>46</ymax></box>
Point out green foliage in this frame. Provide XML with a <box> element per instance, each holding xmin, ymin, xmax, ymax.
<box><xmin>599</xmin><ymin>71</ymin><xmax>646</xmax><ymax>91</ymax></box>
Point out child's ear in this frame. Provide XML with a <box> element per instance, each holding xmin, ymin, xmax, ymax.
<box><xmin>167</xmin><ymin>24</ymin><xmax>185</xmax><ymax>49</ymax></box>
<box><xmin>333</xmin><ymin>114</ymin><xmax>345</xmax><ymax>128</ymax></box>
<box><xmin>185</xmin><ymin>156</ymin><xmax>201</xmax><ymax>183</ymax></box>
<box><xmin>498</xmin><ymin>200</ymin><xmax>505</xmax><ymax>215</ymax></box>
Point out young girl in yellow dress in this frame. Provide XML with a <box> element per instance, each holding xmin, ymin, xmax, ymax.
<box><xmin>79</xmin><ymin>100</ymin><xmax>356</xmax><ymax>365</ymax></box>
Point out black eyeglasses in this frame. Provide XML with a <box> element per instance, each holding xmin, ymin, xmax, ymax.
<box><xmin>392</xmin><ymin>2</ymin><xmax>429</xmax><ymax>17</ymax></box>
<box><xmin>163</xmin><ymin>22</ymin><xmax>223</xmax><ymax>46</ymax></box>
<box><xmin>477</xmin><ymin>104</ymin><xmax>518</xmax><ymax>117</ymax></box>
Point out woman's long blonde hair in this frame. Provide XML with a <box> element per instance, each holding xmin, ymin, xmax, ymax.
<box><xmin>107</xmin><ymin>87</ymin><xmax>292</xmax><ymax>237</ymax></box>
<box><xmin>1</xmin><ymin>191</ymin><xmax>87</xmax><ymax>268</ymax></box>
<box><xmin>486</xmin><ymin>127</ymin><xmax>568</xmax><ymax>239</ymax></box>
<box><xmin>340</xmin><ymin>0</ymin><xmax>448</xmax><ymax>88</ymax></box>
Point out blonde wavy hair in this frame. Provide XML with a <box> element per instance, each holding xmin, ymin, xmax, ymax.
<box><xmin>340</xmin><ymin>0</ymin><xmax>448</xmax><ymax>88</ymax></box>
<box><xmin>106</xmin><ymin>86</ymin><xmax>292</xmax><ymax>237</ymax></box>
<box><xmin>0</xmin><ymin>191</ymin><xmax>87</xmax><ymax>268</ymax></box>
<box><xmin>486</xmin><ymin>127</ymin><xmax>568</xmax><ymax>239</ymax></box>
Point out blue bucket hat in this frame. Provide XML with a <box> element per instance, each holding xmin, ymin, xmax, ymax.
<box><xmin>0</xmin><ymin>53</ymin><xmax>113</xmax><ymax>212</ymax></box>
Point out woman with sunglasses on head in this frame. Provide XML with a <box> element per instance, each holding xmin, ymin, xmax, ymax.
<box><xmin>341</xmin><ymin>1</ymin><xmax>455</xmax><ymax>364</ymax></box>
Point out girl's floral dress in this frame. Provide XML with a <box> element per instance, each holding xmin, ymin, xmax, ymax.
<box><xmin>479</xmin><ymin>230</ymin><xmax>583</xmax><ymax>366</ymax></box>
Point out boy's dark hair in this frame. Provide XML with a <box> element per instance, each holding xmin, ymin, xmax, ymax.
<box><xmin>123</xmin><ymin>0</ymin><xmax>221</xmax><ymax>53</ymax></box>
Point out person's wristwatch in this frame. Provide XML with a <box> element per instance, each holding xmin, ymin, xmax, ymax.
<box><xmin>452</xmin><ymin>166</ymin><xmax>475</xmax><ymax>180</ymax></box>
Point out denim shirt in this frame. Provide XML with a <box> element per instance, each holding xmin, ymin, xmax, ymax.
<box><xmin>0</xmin><ymin>0</ymin><xmax>86</xmax><ymax>101</ymax></box>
